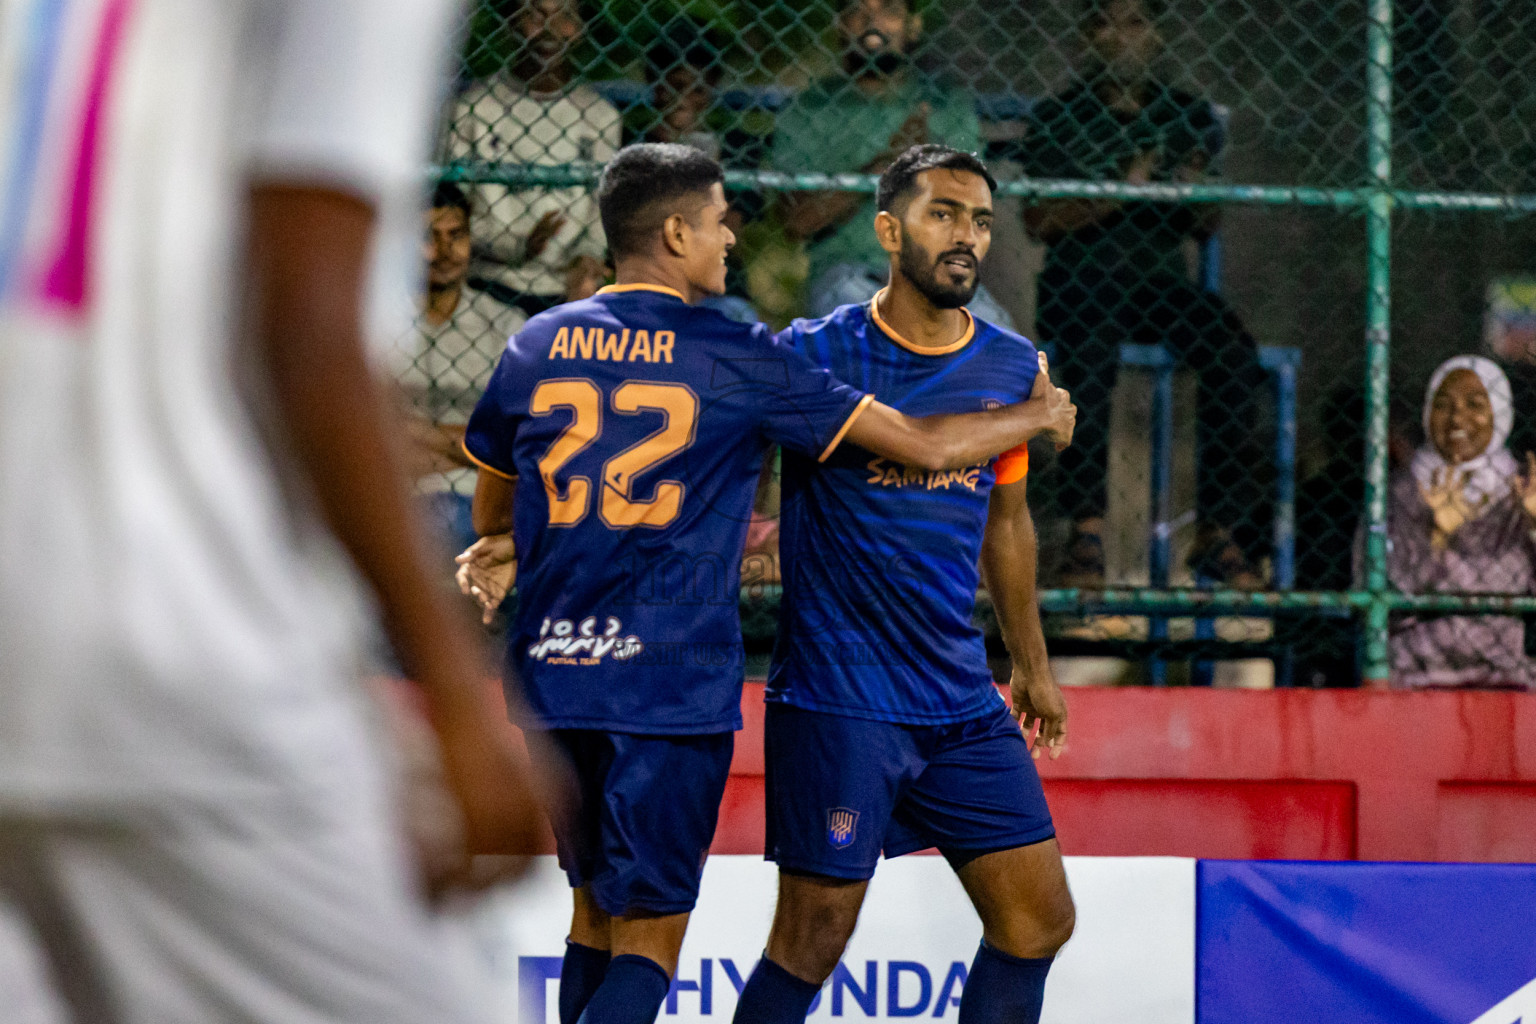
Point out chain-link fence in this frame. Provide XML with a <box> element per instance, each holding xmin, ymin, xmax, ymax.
<box><xmin>408</xmin><ymin>0</ymin><xmax>1536</xmax><ymax>689</ymax></box>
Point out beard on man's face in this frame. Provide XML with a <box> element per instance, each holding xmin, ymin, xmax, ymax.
<box><xmin>428</xmin><ymin>256</ymin><xmax>469</xmax><ymax>291</ymax></box>
<box><xmin>896</xmin><ymin>229</ymin><xmax>979</xmax><ymax>309</ymax></box>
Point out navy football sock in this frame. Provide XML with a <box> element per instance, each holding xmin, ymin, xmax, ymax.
<box><xmin>575</xmin><ymin>954</ymin><xmax>671</xmax><ymax>1024</ymax></box>
<box><xmin>956</xmin><ymin>940</ymin><xmax>1054</xmax><ymax>1024</ymax></box>
<box><xmin>731</xmin><ymin>956</ymin><xmax>822</xmax><ymax>1024</ymax></box>
<box><xmin>560</xmin><ymin>940</ymin><xmax>613</xmax><ymax>1024</ymax></box>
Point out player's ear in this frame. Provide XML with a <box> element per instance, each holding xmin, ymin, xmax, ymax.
<box><xmin>874</xmin><ymin>210</ymin><xmax>902</xmax><ymax>256</ymax></box>
<box><xmin>662</xmin><ymin>212</ymin><xmax>689</xmax><ymax>259</ymax></box>
<box><xmin>906</xmin><ymin>12</ymin><xmax>923</xmax><ymax>39</ymax></box>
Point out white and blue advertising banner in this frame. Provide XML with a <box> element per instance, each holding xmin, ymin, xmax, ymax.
<box><xmin>470</xmin><ymin>855</ymin><xmax>1196</xmax><ymax>1024</ymax></box>
<box><xmin>471</xmin><ymin>856</ymin><xmax>1536</xmax><ymax>1024</ymax></box>
<box><xmin>1197</xmin><ymin>861</ymin><xmax>1536</xmax><ymax>1024</ymax></box>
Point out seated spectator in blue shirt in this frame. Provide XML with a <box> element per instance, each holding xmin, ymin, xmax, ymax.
<box><xmin>772</xmin><ymin>0</ymin><xmax>1014</xmax><ymax>327</ymax></box>
<box><xmin>1018</xmin><ymin>0</ymin><xmax>1268</xmax><ymax>586</ymax></box>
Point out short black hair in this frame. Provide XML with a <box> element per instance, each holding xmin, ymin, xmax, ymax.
<box><xmin>597</xmin><ymin>143</ymin><xmax>725</xmax><ymax>259</ymax></box>
<box><xmin>876</xmin><ymin>144</ymin><xmax>996</xmax><ymax>215</ymax></box>
<box><xmin>431</xmin><ymin>180</ymin><xmax>471</xmax><ymax>218</ymax></box>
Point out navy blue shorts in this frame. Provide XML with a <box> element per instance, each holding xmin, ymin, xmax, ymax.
<box><xmin>764</xmin><ymin>702</ymin><xmax>1055</xmax><ymax>880</ymax></box>
<box><xmin>542</xmin><ymin>729</ymin><xmax>733</xmax><ymax>916</ymax></box>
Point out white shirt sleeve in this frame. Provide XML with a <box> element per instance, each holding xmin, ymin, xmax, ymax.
<box><xmin>247</xmin><ymin>0</ymin><xmax>459</xmax><ymax>200</ymax></box>
<box><xmin>243</xmin><ymin>0</ymin><xmax>462</xmax><ymax>359</ymax></box>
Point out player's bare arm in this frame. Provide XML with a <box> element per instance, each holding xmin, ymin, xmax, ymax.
<box><xmin>455</xmin><ymin>152</ymin><xmax>1079</xmax><ymax>664</ymax></box>
<box><xmin>472</xmin><ymin>463</ymin><xmax>517</xmax><ymax>536</ymax></box>
<box><xmin>980</xmin><ymin>475</ymin><xmax>1067</xmax><ymax>760</ymax></box>
<box><xmin>247</xmin><ymin>184</ymin><xmax>547</xmax><ymax>864</ymax></box>
<box><xmin>846</xmin><ymin>351</ymin><xmax>1075</xmax><ymax>470</ymax></box>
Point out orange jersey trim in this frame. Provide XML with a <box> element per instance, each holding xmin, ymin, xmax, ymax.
<box><xmin>460</xmin><ymin>439</ymin><xmax>517</xmax><ymax>481</ymax></box>
<box><xmin>869</xmin><ymin>288</ymin><xmax>975</xmax><ymax>356</ymax></box>
<box><xmin>597</xmin><ymin>283</ymin><xmax>687</xmax><ymax>302</ymax></box>
<box><xmin>818</xmin><ymin>394</ymin><xmax>876</xmax><ymax>463</ymax></box>
<box><xmin>994</xmin><ymin>444</ymin><xmax>1029</xmax><ymax>485</ymax></box>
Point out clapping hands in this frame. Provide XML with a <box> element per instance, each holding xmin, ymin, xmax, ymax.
<box><xmin>1514</xmin><ymin>452</ymin><xmax>1536</xmax><ymax>522</ymax></box>
<box><xmin>1418</xmin><ymin>467</ymin><xmax>1489</xmax><ymax>549</ymax></box>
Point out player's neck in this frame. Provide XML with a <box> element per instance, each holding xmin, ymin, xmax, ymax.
<box><xmin>612</xmin><ymin>258</ymin><xmax>700</xmax><ymax>304</ymax></box>
<box><xmin>874</xmin><ymin>282</ymin><xmax>969</xmax><ymax>351</ymax></box>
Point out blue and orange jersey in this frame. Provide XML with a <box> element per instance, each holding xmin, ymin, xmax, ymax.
<box><xmin>464</xmin><ymin>284</ymin><xmax>870</xmax><ymax>734</ymax></box>
<box><xmin>767</xmin><ymin>298</ymin><xmax>1038</xmax><ymax>724</ymax></box>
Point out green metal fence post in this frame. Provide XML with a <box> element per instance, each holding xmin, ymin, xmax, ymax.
<box><xmin>1361</xmin><ymin>0</ymin><xmax>1394</xmax><ymax>685</ymax></box>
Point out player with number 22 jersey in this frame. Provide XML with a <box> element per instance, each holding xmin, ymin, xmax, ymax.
<box><xmin>465</xmin><ymin>281</ymin><xmax>870</xmax><ymax>735</ymax></box>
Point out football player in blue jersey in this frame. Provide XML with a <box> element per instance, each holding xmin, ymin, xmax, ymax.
<box><xmin>460</xmin><ymin>143</ymin><xmax>1075</xmax><ymax>1024</ymax></box>
<box><xmin>730</xmin><ymin>145</ymin><xmax>1077</xmax><ymax>1024</ymax></box>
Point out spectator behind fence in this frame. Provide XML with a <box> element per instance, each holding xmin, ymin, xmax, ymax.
<box><xmin>638</xmin><ymin>19</ymin><xmax>764</xmax><ymax>325</ymax></box>
<box><xmin>1380</xmin><ymin>356</ymin><xmax>1536</xmax><ymax>690</ymax></box>
<box><xmin>772</xmin><ymin>0</ymin><xmax>1014</xmax><ymax>326</ymax></box>
<box><xmin>1285</xmin><ymin>385</ymin><xmax>1415</xmax><ymax>687</ymax></box>
<box><xmin>639</xmin><ymin>20</ymin><xmax>770</xmax><ymax>173</ymax></box>
<box><xmin>640</xmin><ymin>20</ymin><xmax>726</xmax><ymax>158</ymax></box>
<box><xmin>1020</xmin><ymin>0</ymin><xmax>1268</xmax><ymax>587</ymax></box>
<box><xmin>394</xmin><ymin>183</ymin><xmax>526</xmax><ymax>553</ymax></box>
<box><xmin>443</xmin><ymin>0</ymin><xmax>619</xmax><ymax>311</ymax></box>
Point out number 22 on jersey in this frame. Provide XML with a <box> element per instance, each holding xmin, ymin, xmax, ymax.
<box><xmin>530</xmin><ymin>378</ymin><xmax>699</xmax><ymax>530</ymax></box>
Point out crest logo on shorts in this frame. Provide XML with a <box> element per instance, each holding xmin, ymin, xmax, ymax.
<box><xmin>827</xmin><ymin>808</ymin><xmax>859</xmax><ymax>849</ymax></box>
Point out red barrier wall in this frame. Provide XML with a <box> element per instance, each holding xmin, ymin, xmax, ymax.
<box><xmin>713</xmin><ymin>685</ymin><xmax>1536</xmax><ymax>862</ymax></box>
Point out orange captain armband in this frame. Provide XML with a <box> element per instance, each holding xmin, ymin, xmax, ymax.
<box><xmin>994</xmin><ymin>444</ymin><xmax>1029</xmax><ymax>485</ymax></box>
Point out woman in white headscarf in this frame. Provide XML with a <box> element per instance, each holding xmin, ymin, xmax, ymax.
<box><xmin>1385</xmin><ymin>355</ymin><xmax>1536</xmax><ymax>689</ymax></box>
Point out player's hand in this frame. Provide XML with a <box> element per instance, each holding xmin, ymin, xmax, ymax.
<box><xmin>1010</xmin><ymin>660</ymin><xmax>1068</xmax><ymax>760</ymax></box>
<box><xmin>1030</xmin><ymin>352</ymin><xmax>1076</xmax><ymax>451</ymax></box>
<box><xmin>525</xmin><ymin>209</ymin><xmax>566</xmax><ymax>260</ymax></box>
<box><xmin>456</xmin><ymin>534</ymin><xmax>516</xmax><ymax>625</ymax></box>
